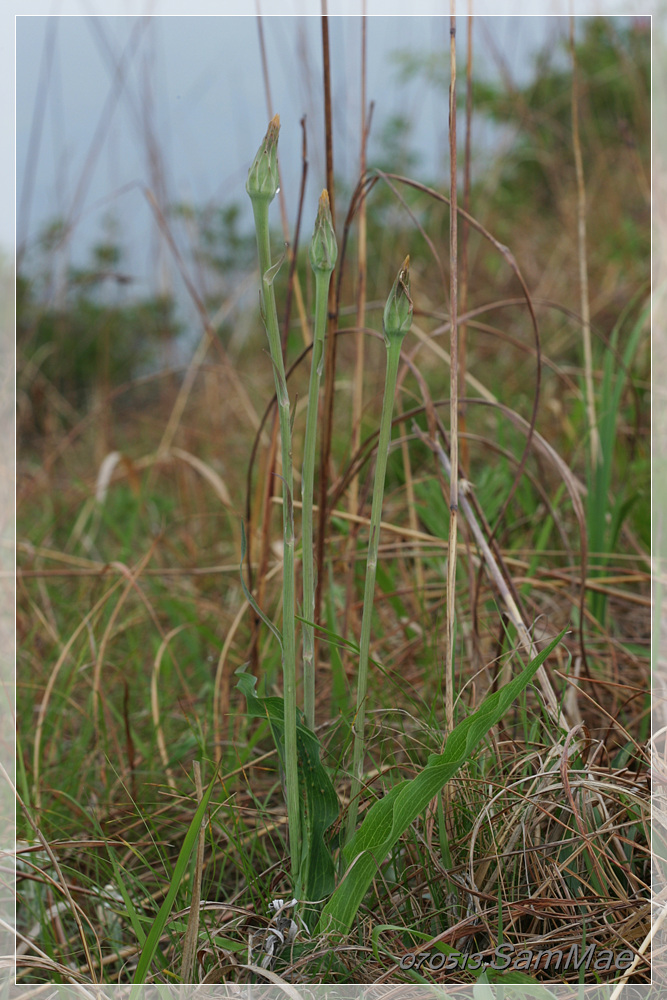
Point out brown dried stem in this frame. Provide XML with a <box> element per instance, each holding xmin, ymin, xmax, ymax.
<box><xmin>446</xmin><ymin>10</ymin><xmax>459</xmax><ymax>736</ymax></box>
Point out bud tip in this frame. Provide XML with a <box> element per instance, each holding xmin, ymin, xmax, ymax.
<box><xmin>309</xmin><ymin>187</ymin><xmax>337</xmax><ymax>273</ymax></box>
<box><xmin>383</xmin><ymin>254</ymin><xmax>413</xmax><ymax>344</ymax></box>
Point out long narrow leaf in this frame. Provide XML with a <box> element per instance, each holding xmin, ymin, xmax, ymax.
<box><xmin>316</xmin><ymin>630</ymin><xmax>567</xmax><ymax>937</ymax></box>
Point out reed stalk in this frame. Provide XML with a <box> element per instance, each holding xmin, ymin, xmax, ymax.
<box><xmin>315</xmin><ymin>9</ymin><xmax>338</xmax><ymax>640</ymax></box>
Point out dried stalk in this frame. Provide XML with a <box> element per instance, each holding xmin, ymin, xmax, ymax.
<box><xmin>446</xmin><ymin>10</ymin><xmax>459</xmax><ymax>736</ymax></box>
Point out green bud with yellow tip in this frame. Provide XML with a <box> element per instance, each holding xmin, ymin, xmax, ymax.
<box><xmin>246</xmin><ymin>114</ymin><xmax>281</xmax><ymax>204</ymax></box>
<box><xmin>309</xmin><ymin>189</ymin><xmax>337</xmax><ymax>274</ymax></box>
<box><xmin>383</xmin><ymin>255</ymin><xmax>413</xmax><ymax>346</ymax></box>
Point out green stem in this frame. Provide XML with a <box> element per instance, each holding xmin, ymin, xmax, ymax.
<box><xmin>302</xmin><ymin>269</ymin><xmax>331</xmax><ymax>731</ymax></box>
<box><xmin>250</xmin><ymin>197</ymin><xmax>301</xmax><ymax>889</ymax></box>
<box><xmin>345</xmin><ymin>338</ymin><xmax>402</xmax><ymax>844</ymax></box>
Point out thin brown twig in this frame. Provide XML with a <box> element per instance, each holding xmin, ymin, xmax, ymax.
<box><xmin>315</xmin><ymin>7</ymin><xmax>338</xmax><ymax>635</ymax></box>
<box><xmin>350</xmin><ymin>17</ymin><xmax>369</xmax><ymax>517</ymax></box>
<box><xmin>446</xmin><ymin>10</ymin><xmax>459</xmax><ymax>737</ymax></box>
<box><xmin>342</xmin><ymin>15</ymin><xmax>371</xmax><ymax>684</ymax></box>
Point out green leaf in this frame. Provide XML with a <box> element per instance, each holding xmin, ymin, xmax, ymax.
<box><xmin>236</xmin><ymin>667</ymin><xmax>339</xmax><ymax>912</ymax></box>
<box><xmin>316</xmin><ymin>630</ymin><xmax>567</xmax><ymax>937</ymax></box>
<box><xmin>263</xmin><ymin>244</ymin><xmax>288</xmax><ymax>288</ymax></box>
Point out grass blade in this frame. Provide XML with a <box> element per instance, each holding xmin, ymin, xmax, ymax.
<box><xmin>130</xmin><ymin>771</ymin><xmax>217</xmax><ymax>988</ymax></box>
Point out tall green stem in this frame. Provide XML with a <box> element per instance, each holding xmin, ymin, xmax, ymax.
<box><xmin>302</xmin><ymin>273</ymin><xmax>328</xmax><ymax>729</ymax></box>
<box><xmin>346</xmin><ymin>257</ymin><xmax>412</xmax><ymax>845</ymax></box>
<box><xmin>247</xmin><ymin>117</ymin><xmax>301</xmax><ymax>888</ymax></box>
<box><xmin>302</xmin><ymin>190</ymin><xmax>337</xmax><ymax>731</ymax></box>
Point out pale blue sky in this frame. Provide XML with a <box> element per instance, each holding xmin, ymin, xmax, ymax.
<box><xmin>15</xmin><ymin>15</ymin><xmax>571</xmax><ymax>291</ymax></box>
<box><xmin>7</xmin><ymin>1</ymin><xmax>660</xmax><ymax>273</ymax></box>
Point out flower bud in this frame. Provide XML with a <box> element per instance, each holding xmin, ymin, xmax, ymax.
<box><xmin>383</xmin><ymin>256</ymin><xmax>413</xmax><ymax>345</ymax></box>
<box><xmin>246</xmin><ymin>115</ymin><xmax>281</xmax><ymax>204</ymax></box>
<box><xmin>309</xmin><ymin>189</ymin><xmax>337</xmax><ymax>274</ymax></box>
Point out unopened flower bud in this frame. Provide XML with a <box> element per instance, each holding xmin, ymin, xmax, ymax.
<box><xmin>309</xmin><ymin>189</ymin><xmax>337</xmax><ymax>274</ymax></box>
<box><xmin>246</xmin><ymin>115</ymin><xmax>281</xmax><ymax>204</ymax></box>
<box><xmin>383</xmin><ymin>256</ymin><xmax>413</xmax><ymax>345</ymax></box>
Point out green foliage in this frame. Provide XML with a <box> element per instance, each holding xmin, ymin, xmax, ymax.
<box><xmin>316</xmin><ymin>630</ymin><xmax>566</xmax><ymax>937</ymax></box>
